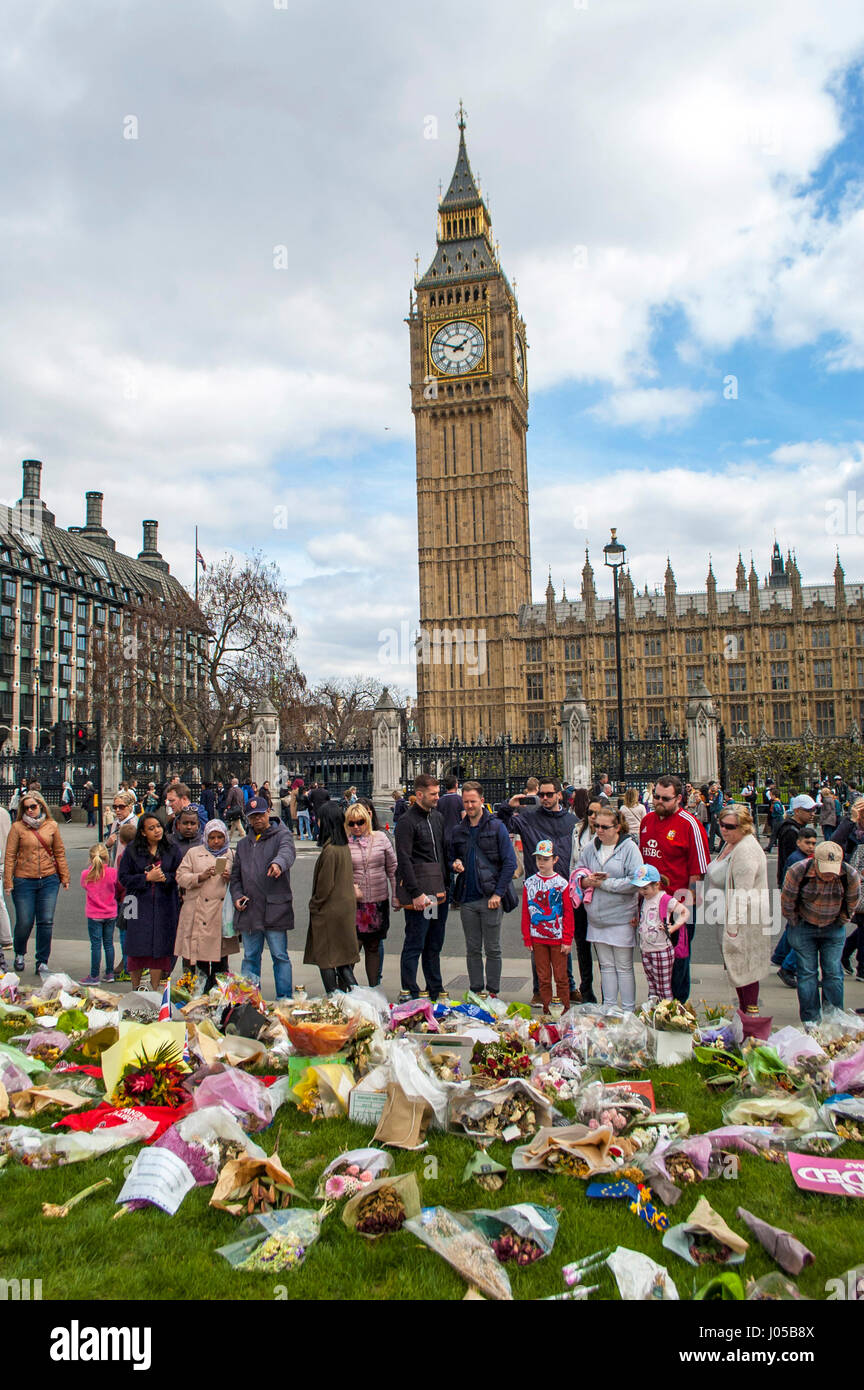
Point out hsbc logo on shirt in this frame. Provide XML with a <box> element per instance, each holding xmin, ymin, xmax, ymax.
<box><xmin>644</xmin><ymin>839</ymin><xmax>660</xmax><ymax>857</ymax></box>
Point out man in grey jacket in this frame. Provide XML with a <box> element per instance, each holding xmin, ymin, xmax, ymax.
<box><xmin>230</xmin><ymin>795</ymin><xmax>296</xmax><ymax>1000</ymax></box>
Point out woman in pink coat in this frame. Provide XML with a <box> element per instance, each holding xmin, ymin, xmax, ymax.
<box><xmin>346</xmin><ymin>800</ymin><xmax>398</xmax><ymax>987</ymax></box>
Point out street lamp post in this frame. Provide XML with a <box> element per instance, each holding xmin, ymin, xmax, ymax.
<box><xmin>603</xmin><ymin>527</ymin><xmax>627</xmax><ymax>789</ymax></box>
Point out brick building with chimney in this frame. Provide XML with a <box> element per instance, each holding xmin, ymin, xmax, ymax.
<box><xmin>0</xmin><ymin>459</ymin><xmax>206</xmax><ymax>750</ymax></box>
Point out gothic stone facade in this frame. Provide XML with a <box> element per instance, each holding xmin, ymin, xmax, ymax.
<box><xmin>411</xmin><ymin>122</ymin><xmax>863</xmax><ymax>744</ymax></box>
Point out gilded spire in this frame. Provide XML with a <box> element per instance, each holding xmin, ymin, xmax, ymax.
<box><xmin>418</xmin><ymin>111</ymin><xmax>499</xmax><ymax>288</ymax></box>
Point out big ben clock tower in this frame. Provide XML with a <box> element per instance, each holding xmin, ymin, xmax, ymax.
<box><xmin>409</xmin><ymin>106</ymin><xmax>532</xmax><ymax>740</ymax></box>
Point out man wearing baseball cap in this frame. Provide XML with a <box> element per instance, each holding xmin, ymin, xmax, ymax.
<box><xmin>230</xmin><ymin>795</ymin><xmax>296</xmax><ymax>1002</ymax></box>
<box><xmin>780</xmin><ymin>838</ymin><xmax>861</xmax><ymax>1023</ymax></box>
<box><xmin>775</xmin><ymin>794</ymin><xmax>818</xmax><ymax>887</ymax></box>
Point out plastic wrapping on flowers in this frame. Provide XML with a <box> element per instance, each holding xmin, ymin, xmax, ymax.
<box><xmin>217</xmin><ymin>1208</ymin><xmax>325</xmax><ymax>1273</ymax></box>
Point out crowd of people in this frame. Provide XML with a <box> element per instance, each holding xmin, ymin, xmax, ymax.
<box><xmin>0</xmin><ymin>765</ymin><xmax>862</xmax><ymax>1028</ymax></box>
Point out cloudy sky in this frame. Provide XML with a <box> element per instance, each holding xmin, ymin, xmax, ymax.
<box><xmin>1</xmin><ymin>0</ymin><xmax>863</xmax><ymax>693</ymax></box>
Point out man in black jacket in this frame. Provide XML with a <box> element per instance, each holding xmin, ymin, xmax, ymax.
<box><xmin>437</xmin><ymin>775</ymin><xmax>464</xmax><ymax>842</ymax></box>
<box><xmin>776</xmin><ymin>795</ymin><xmax>819</xmax><ymax>886</ymax></box>
<box><xmin>395</xmin><ymin>773</ymin><xmax>448</xmax><ymax>1001</ymax></box>
<box><xmin>450</xmin><ymin>781</ymin><xmax>517</xmax><ymax>996</ymax></box>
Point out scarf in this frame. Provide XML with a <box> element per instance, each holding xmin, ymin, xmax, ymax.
<box><xmin>23</xmin><ymin>813</ymin><xmax>47</xmax><ymax>829</ymax></box>
<box><xmin>204</xmin><ymin>818</ymin><xmax>230</xmax><ymax>856</ymax></box>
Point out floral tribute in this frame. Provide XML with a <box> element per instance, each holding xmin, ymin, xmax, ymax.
<box><xmin>112</xmin><ymin>1040</ymin><xmax>190</xmax><ymax>1109</ymax></box>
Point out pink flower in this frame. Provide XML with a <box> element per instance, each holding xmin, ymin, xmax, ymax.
<box><xmin>346</xmin><ymin>1165</ymin><xmax>360</xmax><ymax>1176</ymax></box>
<box><xmin>358</xmin><ymin>1170</ymin><xmax>374</xmax><ymax>1184</ymax></box>
<box><xmin>325</xmin><ymin>1175</ymin><xmax>347</xmax><ymax>1198</ymax></box>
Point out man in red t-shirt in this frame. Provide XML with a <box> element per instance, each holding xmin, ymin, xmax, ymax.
<box><xmin>639</xmin><ymin>773</ymin><xmax>710</xmax><ymax>1002</ymax></box>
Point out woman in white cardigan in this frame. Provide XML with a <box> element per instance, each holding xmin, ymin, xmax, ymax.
<box><xmin>704</xmin><ymin>803</ymin><xmax>773</xmax><ymax>1014</ymax></box>
<box><xmin>576</xmin><ymin>806</ymin><xmax>643</xmax><ymax>1011</ymax></box>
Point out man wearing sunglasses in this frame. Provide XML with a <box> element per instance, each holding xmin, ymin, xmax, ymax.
<box><xmin>502</xmin><ymin>777</ymin><xmax>580</xmax><ymax>1004</ymax></box>
<box><xmin>638</xmin><ymin>773</ymin><xmax>709</xmax><ymax>1003</ymax></box>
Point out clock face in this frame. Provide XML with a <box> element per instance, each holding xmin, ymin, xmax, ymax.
<box><xmin>514</xmin><ymin>334</ymin><xmax>525</xmax><ymax>387</ymax></box>
<box><xmin>430</xmin><ymin>320</ymin><xmax>485</xmax><ymax>376</ymax></box>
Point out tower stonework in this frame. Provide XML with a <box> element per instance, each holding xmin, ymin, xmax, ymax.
<box><xmin>409</xmin><ymin>112</ymin><xmax>531</xmax><ymax>740</ymax></box>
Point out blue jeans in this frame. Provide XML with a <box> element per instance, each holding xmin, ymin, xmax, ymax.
<box><xmin>118</xmin><ymin>925</ymin><xmax>128</xmax><ymax>972</ymax></box>
<box><xmin>11</xmin><ymin>874</ymin><xmax>60</xmax><ymax>968</ymax></box>
<box><xmin>401</xmin><ymin>901</ymin><xmax>449</xmax><ymax>999</ymax></box>
<box><xmin>241</xmin><ymin>929</ymin><xmax>293</xmax><ymax>1000</ymax></box>
<box><xmin>87</xmin><ymin>917</ymin><xmax>115</xmax><ymax>977</ymax></box>
<box><xmin>787</xmin><ymin>920</ymin><xmax>845</xmax><ymax>1023</ymax></box>
<box><xmin>771</xmin><ymin>926</ymin><xmax>797</xmax><ymax>974</ymax></box>
<box><xmin>297</xmin><ymin>811</ymin><xmax>312</xmax><ymax>840</ymax></box>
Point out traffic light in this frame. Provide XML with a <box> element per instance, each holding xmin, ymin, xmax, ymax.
<box><xmin>74</xmin><ymin>724</ymin><xmax>87</xmax><ymax>752</ymax></box>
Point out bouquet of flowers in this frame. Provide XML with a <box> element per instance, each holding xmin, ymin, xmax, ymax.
<box><xmin>277</xmin><ymin>1000</ymin><xmax>359</xmax><ymax>1056</ymax></box>
<box><xmin>471</xmin><ymin>1035</ymin><xmax>532</xmax><ymax>1080</ymax></box>
<box><xmin>112</xmin><ymin>1040</ymin><xmax>189</xmax><ymax>1109</ymax></box>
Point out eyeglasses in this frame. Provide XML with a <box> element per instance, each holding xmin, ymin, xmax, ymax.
<box><xmin>21</xmin><ymin>803</ymin><xmax>38</xmax><ymax>811</ymax></box>
<box><xmin>654</xmin><ymin>794</ymin><xmax>677</xmax><ymax>803</ymax></box>
<box><xmin>346</xmin><ymin>820</ymin><xmax>365</xmax><ymax>826</ymax></box>
<box><xmin>539</xmin><ymin>791</ymin><xmax>557</xmax><ymax>798</ymax></box>
<box><xmin>719</xmin><ymin>821</ymin><xmax>738</xmax><ymax>829</ymax></box>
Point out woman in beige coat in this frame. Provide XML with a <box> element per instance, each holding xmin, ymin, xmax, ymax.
<box><xmin>704</xmin><ymin>803</ymin><xmax>773</xmax><ymax>1013</ymax></box>
<box><xmin>175</xmin><ymin>820</ymin><xmax>238</xmax><ymax>990</ymax></box>
<box><xmin>303</xmin><ymin>803</ymin><xmax>359</xmax><ymax>994</ymax></box>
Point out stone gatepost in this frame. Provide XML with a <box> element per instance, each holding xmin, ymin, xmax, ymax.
<box><xmin>100</xmin><ymin>726</ymin><xmax>122</xmax><ymax>834</ymax></box>
<box><xmin>686</xmin><ymin>679</ymin><xmax>720</xmax><ymax>785</ymax></box>
<box><xmin>560</xmin><ymin>678</ymin><xmax>592</xmax><ymax>788</ymax></box>
<box><xmin>250</xmin><ymin>699</ymin><xmax>280</xmax><ymax>789</ymax></box>
<box><xmin>372</xmin><ymin>687</ymin><xmax>402</xmax><ymax>826</ymax></box>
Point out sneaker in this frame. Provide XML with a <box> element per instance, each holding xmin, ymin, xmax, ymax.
<box><xmin>79</xmin><ymin>974</ymin><xmax>100</xmax><ymax>986</ymax></box>
<box><xmin>777</xmin><ymin>968</ymin><xmax>797</xmax><ymax>989</ymax></box>
<box><xmin>114</xmin><ymin>970</ymin><xmax>131</xmax><ymax>983</ymax></box>
<box><xmin>13</xmin><ymin>955</ymin><xmax>25</xmax><ymax>973</ymax></box>
<box><xmin>101</xmin><ymin>973</ymin><xmax>115</xmax><ymax>984</ymax></box>
<box><xmin>842</xmin><ymin>961</ymin><xmax>854</xmax><ymax>977</ymax></box>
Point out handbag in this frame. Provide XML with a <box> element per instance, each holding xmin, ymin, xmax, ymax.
<box><xmin>356</xmin><ymin>901</ymin><xmax>383</xmax><ymax>934</ymax></box>
<box><xmin>221</xmin><ymin>885</ymin><xmax>237</xmax><ymax>939</ymax></box>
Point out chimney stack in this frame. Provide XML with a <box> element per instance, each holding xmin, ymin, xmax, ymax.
<box><xmin>71</xmin><ymin>488</ymin><xmax>116</xmax><ymax>550</ymax></box>
<box><xmin>15</xmin><ymin>459</ymin><xmax>55</xmax><ymax>528</ymax></box>
<box><xmin>85</xmin><ymin>491</ymin><xmax>103</xmax><ymax>529</ymax></box>
<box><xmin>21</xmin><ymin>459</ymin><xmax>42</xmax><ymax>500</ymax></box>
<box><xmin>138</xmin><ymin>519</ymin><xmax>169</xmax><ymax>572</ymax></box>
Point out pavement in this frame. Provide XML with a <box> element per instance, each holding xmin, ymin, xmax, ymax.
<box><xmin>8</xmin><ymin>823</ymin><xmax>864</xmax><ymax>1028</ymax></box>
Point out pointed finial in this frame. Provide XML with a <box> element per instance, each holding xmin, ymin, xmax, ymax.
<box><xmin>438</xmin><ymin>178</ymin><xmax>443</xmax><ymax>200</ymax></box>
<box><xmin>457</xmin><ymin>99</ymin><xmax>466</xmax><ymax>132</ymax></box>
<box><xmin>414</xmin><ymin>251</ymin><xmax>419</xmax><ymax>285</ymax></box>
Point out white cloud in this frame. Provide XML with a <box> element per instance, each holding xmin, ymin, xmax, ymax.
<box><xmin>1</xmin><ymin>0</ymin><xmax>864</xmax><ymax>684</ymax></box>
<box><xmin>588</xmin><ymin>386</ymin><xmax>715</xmax><ymax>430</ymax></box>
<box><xmin>534</xmin><ymin>441</ymin><xmax>864</xmax><ymax>604</ymax></box>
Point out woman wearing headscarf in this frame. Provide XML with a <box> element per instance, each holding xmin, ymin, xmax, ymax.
<box><xmin>304</xmin><ymin>801</ymin><xmax>359</xmax><ymax>994</ymax></box>
<box><xmin>176</xmin><ymin>819</ymin><xmax>238</xmax><ymax>991</ymax></box>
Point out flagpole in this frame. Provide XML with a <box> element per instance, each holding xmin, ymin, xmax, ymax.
<box><xmin>194</xmin><ymin>526</ymin><xmax>198</xmax><ymax>604</ymax></box>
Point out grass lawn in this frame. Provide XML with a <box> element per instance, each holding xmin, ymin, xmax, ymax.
<box><xmin>1</xmin><ymin>1020</ymin><xmax>862</xmax><ymax>1301</ymax></box>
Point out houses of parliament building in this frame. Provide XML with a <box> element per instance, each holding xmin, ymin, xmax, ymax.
<box><xmin>409</xmin><ymin>114</ymin><xmax>864</xmax><ymax>745</ymax></box>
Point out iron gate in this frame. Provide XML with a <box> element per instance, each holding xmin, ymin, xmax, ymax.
<box><xmin>401</xmin><ymin>735</ymin><xmax>562</xmax><ymax>807</ymax></box>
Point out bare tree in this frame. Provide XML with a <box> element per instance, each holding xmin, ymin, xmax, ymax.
<box><xmin>93</xmin><ymin>551</ymin><xmax>306</xmax><ymax>749</ymax></box>
<box><xmin>281</xmin><ymin>677</ymin><xmax>408</xmax><ymax>746</ymax></box>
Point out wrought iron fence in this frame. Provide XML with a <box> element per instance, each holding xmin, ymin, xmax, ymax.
<box><xmin>0</xmin><ymin>750</ymin><xmax>102</xmax><ymax>810</ymax></box>
<box><xmin>590</xmin><ymin>731</ymin><xmax>688</xmax><ymax>792</ymax></box>
<box><xmin>401</xmin><ymin>735</ymin><xmax>562</xmax><ymax>806</ymax></box>
<box><xmin>276</xmin><ymin>746</ymin><xmax>373</xmax><ymax>799</ymax></box>
<box><xmin>120</xmin><ymin>748</ymin><xmax>251</xmax><ymax>802</ymax></box>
